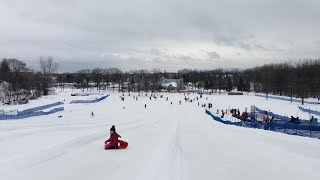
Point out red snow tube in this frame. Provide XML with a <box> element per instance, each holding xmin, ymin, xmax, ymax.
<box><xmin>104</xmin><ymin>140</ymin><xmax>128</xmax><ymax>150</ymax></box>
<box><xmin>119</xmin><ymin>140</ymin><xmax>128</xmax><ymax>149</ymax></box>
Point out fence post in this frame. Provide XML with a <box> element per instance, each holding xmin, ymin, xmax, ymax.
<box><xmin>310</xmin><ymin>125</ymin><xmax>311</xmax><ymax>137</ymax></box>
<box><xmin>283</xmin><ymin>118</ymin><xmax>286</xmax><ymax>133</ymax></box>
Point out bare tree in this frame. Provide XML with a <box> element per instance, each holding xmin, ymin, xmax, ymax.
<box><xmin>39</xmin><ymin>56</ymin><xmax>58</xmax><ymax>74</ymax></box>
<box><xmin>78</xmin><ymin>69</ymin><xmax>91</xmax><ymax>91</ymax></box>
<box><xmin>91</xmin><ymin>68</ymin><xmax>103</xmax><ymax>91</ymax></box>
<box><xmin>38</xmin><ymin>56</ymin><xmax>59</xmax><ymax>95</ymax></box>
<box><xmin>6</xmin><ymin>58</ymin><xmax>28</xmax><ymax>91</ymax></box>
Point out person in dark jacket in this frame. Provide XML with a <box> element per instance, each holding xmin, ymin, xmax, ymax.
<box><xmin>290</xmin><ymin>116</ymin><xmax>295</xmax><ymax>123</ymax></box>
<box><xmin>105</xmin><ymin>125</ymin><xmax>121</xmax><ymax>149</ymax></box>
<box><xmin>310</xmin><ymin>116</ymin><xmax>314</xmax><ymax>124</ymax></box>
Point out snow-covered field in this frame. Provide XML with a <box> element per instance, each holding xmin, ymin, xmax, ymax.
<box><xmin>1</xmin><ymin>89</ymin><xmax>320</xmax><ymax>180</ymax></box>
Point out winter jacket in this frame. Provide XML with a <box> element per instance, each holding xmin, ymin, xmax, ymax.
<box><xmin>105</xmin><ymin>132</ymin><xmax>121</xmax><ymax>147</ymax></box>
<box><xmin>241</xmin><ymin>113</ymin><xmax>246</xmax><ymax>120</ymax></box>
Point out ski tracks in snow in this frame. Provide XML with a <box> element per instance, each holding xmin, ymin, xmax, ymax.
<box><xmin>134</xmin><ymin>101</ymin><xmax>183</xmax><ymax>180</ymax></box>
<box><xmin>0</xmin><ymin>131</ymin><xmax>105</xmax><ymax>176</ymax></box>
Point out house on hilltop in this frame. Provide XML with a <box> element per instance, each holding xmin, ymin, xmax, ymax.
<box><xmin>160</xmin><ymin>77</ymin><xmax>184</xmax><ymax>91</ymax></box>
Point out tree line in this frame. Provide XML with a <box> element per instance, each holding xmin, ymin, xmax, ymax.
<box><xmin>1</xmin><ymin>57</ymin><xmax>319</xmax><ymax>104</ymax></box>
<box><xmin>0</xmin><ymin>57</ymin><xmax>58</xmax><ymax>104</ymax></box>
<box><xmin>243</xmin><ymin>59</ymin><xmax>320</xmax><ymax>104</ymax></box>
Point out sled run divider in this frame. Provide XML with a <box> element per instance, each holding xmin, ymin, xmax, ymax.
<box><xmin>69</xmin><ymin>95</ymin><xmax>109</xmax><ymax>104</ymax></box>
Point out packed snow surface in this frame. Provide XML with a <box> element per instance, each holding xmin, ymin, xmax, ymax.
<box><xmin>1</xmin><ymin>89</ymin><xmax>320</xmax><ymax>180</ymax></box>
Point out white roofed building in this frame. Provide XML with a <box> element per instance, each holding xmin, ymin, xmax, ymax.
<box><xmin>160</xmin><ymin>77</ymin><xmax>184</xmax><ymax>91</ymax></box>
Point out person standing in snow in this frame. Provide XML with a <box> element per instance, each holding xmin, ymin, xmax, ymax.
<box><xmin>221</xmin><ymin>110</ymin><xmax>225</xmax><ymax>118</ymax></box>
<box><xmin>290</xmin><ymin>116</ymin><xmax>295</xmax><ymax>123</ymax></box>
<box><xmin>270</xmin><ymin>116</ymin><xmax>275</xmax><ymax>123</ymax></box>
<box><xmin>105</xmin><ymin>125</ymin><xmax>121</xmax><ymax>149</ymax></box>
<box><xmin>310</xmin><ymin>116</ymin><xmax>314</xmax><ymax>124</ymax></box>
<box><xmin>263</xmin><ymin>114</ymin><xmax>269</xmax><ymax>122</ymax></box>
<box><xmin>241</xmin><ymin>112</ymin><xmax>247</xmax><ymax>121</ymax></box>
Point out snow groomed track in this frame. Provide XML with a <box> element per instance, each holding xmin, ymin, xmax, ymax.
<box><xmin>1</xmin><ymin>91</ymin><xmax>320</xmax><ymax>180</ymax></box>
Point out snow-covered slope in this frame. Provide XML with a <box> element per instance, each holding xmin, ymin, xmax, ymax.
<box><xmin>0</xmin><ymin>90</ymin><xmax>319</xmax><ymax>180</ymax></box>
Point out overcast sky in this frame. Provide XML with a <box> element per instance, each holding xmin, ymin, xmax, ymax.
<box><xmin>1</xmin><ymin>0</ymin><xmax>320</xmax><ymax>72</ymax></box>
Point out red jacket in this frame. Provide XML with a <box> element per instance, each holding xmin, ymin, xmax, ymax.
<box><xmin>105</xmin><ymin>133</ymin><xmax>120</xmax><ymax>147</ymax></box>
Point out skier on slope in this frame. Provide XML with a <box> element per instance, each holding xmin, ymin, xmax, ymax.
<box><xmin>105</xmin><ymin>125</ymin><xmax>121</xmax><ymax>149</ymax></box>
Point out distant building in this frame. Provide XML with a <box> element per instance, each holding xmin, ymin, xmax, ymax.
<box><xmin>121</xmin><ymin>82</ymin><xmax>134</xmax><ymax>91</ymax></box>
<box><xmin>160</xmin><ymin>77</ymin><xmax>184</xmax><ymax>91</ymax></box>
<box><xmin>122</xmin><ymin>82</ymin><xmax>130</xmax><ymax>90</ymax></box>
<box><xmin>46</xmin><ymin>88</ymin><xmax>56</xmax><ymax>95</ymax></box>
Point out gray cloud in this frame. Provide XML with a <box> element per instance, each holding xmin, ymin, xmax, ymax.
<box><xmin>207</xmin><ymin>51</ymin><xmax>221</xmax><ymax>59</ymax></box>
<box><xmin>0</xmin><ymin>0</ymin><xmax>320</xmax><ymax>72</ymax></box>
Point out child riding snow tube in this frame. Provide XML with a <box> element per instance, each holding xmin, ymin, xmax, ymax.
<box><xmin>105</xmin><ymin>125</ymin><xmax>121</xmax><ymax>149</ymax></box>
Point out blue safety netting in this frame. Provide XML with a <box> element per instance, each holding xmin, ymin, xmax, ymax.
<box><xmin>298</xmin><ymin>106</ymin><xmax>320</xmax><ymax>116</ymax></box>
<box><xmin>69</xmin><ymin>95</ymin><xmax>109</xmax><ymax>104</ymax></box>
<box><xmin>17</xmin><ymin>102</ymin><xmax>64</xmax><ymax>115</ymax></box>
<box><xmin>254</xmin><ymin>107</ymin><xmax>320</xmax><ymax>137</ymax></box>
<box><xmin>255</xmin><ymin>93</ymin><xmax>319</xmax><ymax>105</ymax></box>
<box><xmin>255</xmin><ymin>107</ymin><xmax>291</xmax><ymax>121</ymax></box>
<box><xmin>205</xmin><ymin>110</ymin><xmax>242</xmax><ymax>126</ymax></box>
<box><xmin>0</xmin><ymin>101</ymin><xmax>64</xmax><ymax>120</ymax></box>
<box><xmin>0</xmin><ymin>107</ymin><xmax>64</xmax><ymax>120</ymax></box>
<box><xmin>205</xmin><ymin>109</ymin><xmax>320</xmax><ymax>139</ymax></box>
